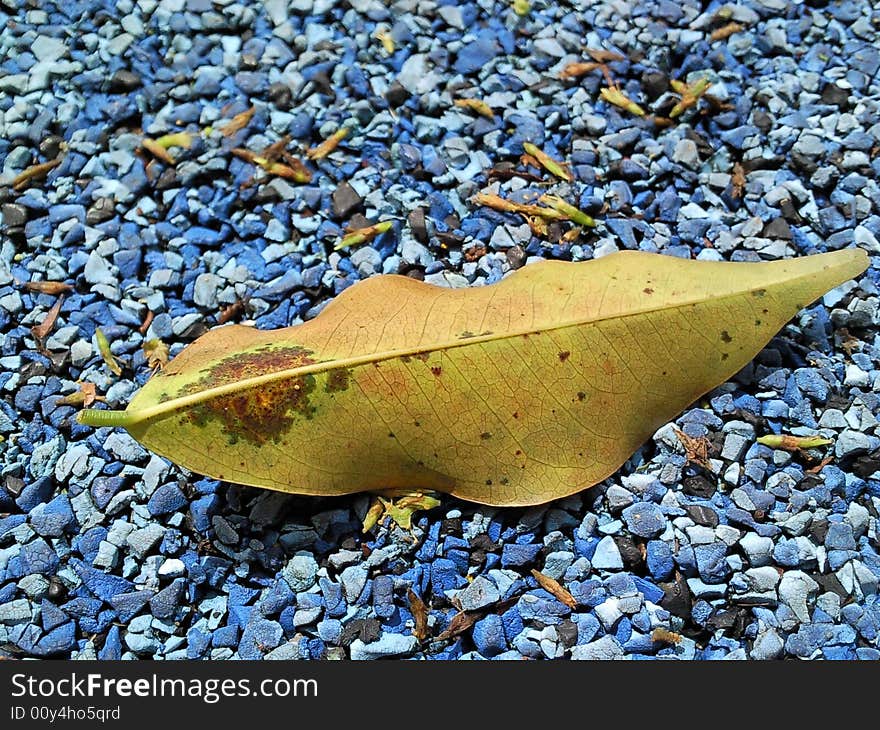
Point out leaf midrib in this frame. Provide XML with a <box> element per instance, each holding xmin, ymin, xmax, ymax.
<box><xmin>122</xmin><ymin>270</ymin><xmax>816</xmax><ymax>426</ymax></box>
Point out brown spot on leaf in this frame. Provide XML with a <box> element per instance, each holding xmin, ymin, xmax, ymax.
<box><xmin>577</xmin><ymin>391</ymin><xmax>586</xmax><ymax>401</ymax></box>
<box><xmin>185</xmin><ymin>374</ymin><xmax>317</xmax><ymax>446</ymax></box>
<box><xmin>185</xmin><ymin>346</ymin><xmax>316</xmax><ymax>391</ymax></box>
<box><xmin>643</xmin><ymin>287</ymin><xmax>654</xmax><ymax>295</ymax></box>
<box><xmin>431</xmin><ymin>366</ymin><xmax>442</xmax><ymax>376</ymax></box>
<box><xmin>324</xmin><ymin>368</ymin><xmax>351</xmax><ymax>393</ymax></box>
<box><xmin>180</xmin><ymin>346</ymin><xmax>318</xmax><ymax>445</ymax></box>
<box><xmin>558</xmin><ymin>350</ymin><xmax>571</xmax><ymax>362</ymax></box>
<box><xmin>480</xmin><ymin>432</ymin><xmax>492</xmax><ymax>440</ymax></box>
<box><xmin>720</xmin><ymin>330</ymin><xmax>732</xmax><ymax>343</ymax></box>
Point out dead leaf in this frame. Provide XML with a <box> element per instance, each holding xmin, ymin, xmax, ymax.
<box><xmin>530</xmin><ymin>569</ymin><xmax>577</xmax><ymax>609</ymax></box>
<box><xmin>220</xmin><ymin>107</ymin><xmax>256</xmax><ymax>137</ymax></box>
<box><xmin>231</xmin><ymin>148</ymin><xmax>312</xmax><ymax>183</ymax></box>
<box><xmin>473</xmin><ymin>192</ymin><xmax>593</xmax><ymax>228</ymax></box>
<box><xmin>78</xmin><ymin>249</ymin><xmax>868</xmax><ymax>507</ymax></box>
<box><xmin>12</xmin><ymin>157</ymin><xmax>63</xmax><ymax>191</ymax></box>
<box><xmin>756</xmin><ymin>434</ymin><xmax>833</xmax><ymax>451</ymax></box>
<box><xmin>600</xmin><ymin>85</ymin><xmax>646</xmax><ymax>117</ymax></box>
<box><xmin>407</xmin><ymin>589</ymin><xmax>430</xmax><ymax>641</ymax></box>
<box><xmin>559</xmin><ymin>61</ymin><xmax>604</xmax><ymax>79</ymax></box>
<box><xmin>669</xmin><ymin>77</ymin><xmax>712</xmax><ymax>118</ymax></box>
<box><xmin>261</xmin><ymin>135</ymin><xmax>292</xmax><ymax>163</ymax></box>
<box><xmin>587</xmin><ymin>48</ymin><xmax>626</xmax><ymax>63</ymax></box>
<box><xmin>436</xmin><ymin>611</ymin><xmax>479</xmax><ymax>641</ymax></box>
<box><xmin>651</xmin><ymin>627</ymin><xmax>682</xmax><ymax>645</ymax></box>
<box><xmin>56</xmin><ymin>382</ymin><xmax>105</xmax><ymax>407</ymax></box>
<box><xmin>673</xmin><ymin>427</ymin><xmax>713</xmax><ymax>470</ymax></box>
<box><xmin>140</xmin><ymin>310</ymin><xmax>154</xmax><ymax>335</ymax></box>
<box><xmin>141</xmin><ymin>138</ymin><xmax>176</xmax><ymax>165</ymax></box>
<box><xmin>143</xmin><ymin>339</ymin><xmax>170</xmax><ymax>372</ymax></box>
<box><xmin>710</xmin><ymin>22</ymin><xmax>744</xmax><ymax>41</ymax></box>
<box><xmin>30</xmin><ymin>295</ymin><xmax>65</xmax><ymax>345</ymax></box>
<box><xmin>806</xmin><ymin>455</ymin><xmax>835</xmax><ymax>474</ymax></box>
<box><xmin>306</xmin><ymin>127</ymin><xmax>349</xmax><ymax>160</ymax></box>
<box><xmin>23</xmin><ymin>281</ymin><xmax>74</xmax><ymax>295</ymax></box>
<box><xmin>731</xmin><ymin>162</ymin><xmax>746</xmax><ymax>200</ymax></box>
<box><xmin>218</xmin><ymin>299</ymin><xmax>247</xmax><ymax>325</ymax></box>
<box><xmin>454</xmin><ymin>98</ymin><xmax>495</xmax><ymax>119</ymax></box>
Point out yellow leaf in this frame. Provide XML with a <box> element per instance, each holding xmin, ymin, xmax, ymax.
<box><xmin>600</xmin><ymin>86</ymin><xmax>645</xmax><ymax>117</ymax></box>
<box><xmin>756</xmin><ymin>434</ymin><xmax>833</xmax><ymax>451</ymax></box>
<box><xmin>522</xmin><ymin>142</ymin><xmax>573</xmax><ymax>182</ymax></box>
<box><xmin>78</xmin><ymin>249</ymin><xmax>867</xmax><ymax>507</ymax></box>
<box><xmin>154</xmin><ymin>132</ymin><xmax>194</xmax><ymax>150</ymax></box>
<box><xmin>538</xmin><ymin>195</ymin><xmax>596</xmax><ymax>227</ymax></box>
<box><xmin>141</xmin><ymin>138</ymin><xmax>176</xmax><ymax>165</ymax></box>
<box><xmin>670</xmin><ymin>77</ymin><xmax>712</xmax><ymax>118</ymax></box>
<box><xmin>306</xmin><ymin>127</ymin><xmax>350</xmax><ymax>161</ymax></box>
<box><xmin>95</xmin><ymin>328</ymin><xmax>123</xmax><ymax>377</ymax></box>
<box><xmin>373</xmin><ymin>26</ymin><xmax>395</xmax><ymax>54</ymax></box>
<box><xmin>454</xmin><ymin>98</ymin><xmax>496</xmax><ymax>120</ymax></box>
<box><xmin>335</xmin><ymin>220</ymin><xmax>393</xmax><ymax>250</ymax></box>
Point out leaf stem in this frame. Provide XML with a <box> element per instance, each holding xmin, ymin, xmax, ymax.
<box><xmin>77</xmin><ymin>409</ymin><xmax>136</xmax><ymax>428</ymax></box>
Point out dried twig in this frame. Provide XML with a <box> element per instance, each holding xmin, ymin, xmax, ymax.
<box><xmin>12</xmin><ymin>157</ymin><xmax>63</xmax><ymax>191</ymax></box>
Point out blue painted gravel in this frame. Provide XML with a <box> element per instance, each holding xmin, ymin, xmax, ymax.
<box><xmin>1</xmin><ymin>0</ymin><xmax>880</xmax><ymax>661</ymax></box>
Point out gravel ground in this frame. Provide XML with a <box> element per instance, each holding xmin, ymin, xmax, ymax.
<box><xmin>2</xmin><ymin>0</ymin><xmax>880</xmax><ymax>660</ymax></box>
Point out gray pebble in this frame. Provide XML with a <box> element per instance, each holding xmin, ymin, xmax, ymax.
<box><xmin>193</xmin><ymin>273</ymin><xmax>223</xmax><ymax>309</ymax></box>
<box><xmin>339</xmin><ymin>566</ymin><xmax>368</xmax><ymax>603</ymax></box>
<box><xmin>282</xmin><ymin>553</ymin><xmax>318</xmax><ymax>592</ymax></box>
<box><xmin>673</xmin><ymin>139</ymin><xmax>699</xmax><ymax>167</ymax></box>
<box><xmin>457</xmin><ymin>575</ymin><xmax>500</xmax><ymax>611</ymax></box>
<box><xmin>126</xmin><ymin>524</ymin><xmax>166</xmax><ymax>558</ymax></box>
<box><xmin>835</xmin><ymin>429</ymin><xmax>875</xmax><ymax>458</ymax></box>
<box><xmin>0</xmin><ymin>599</ymin><xmax>32</xmax><ymax>624</ymax></box>
<box><xmin>606</xmin><ymin>484</ymin><xmax>635</xmax><ymax>510</ymax></box>
<box><xmin>750</xmin><ymin>628</ymin><xmax>783</xmax><ymax>660</ymax></box>
<box><xmin>571</xmin><ymin>635</ymin><xmax>624</xmax><ymax>660</ymax></box>
<box><xmin>350</xmin><ymin>633</ymin><xmax>418</xmax><ymax>660</ymax></box>
<box><xmin>591</xmin><ymin>535</ymin><xmax>624</xmax><ymax>570</ymax></box>
<box><xmin>265</xmin><ymin>641</ymin><xmax>305</xmax><ymax>660</ymax></box>
<box><xmin>93</xmin><ymin>540</ymin><xmax>119</xmax><ymax>570</ymax></box>
<box><xmin>84</xmin><ymin>251</ymin><xmax>116</xmax><ymax>286</ymax></box>
<box><xmin>778</xmin><ymin>571</ymin><xmax>818</xmax><ymax>623</ymax></box>
<box><xmin>721</xmin><ymin>433</ymin><xmax>750</xmax><ymax>461</ymax></box>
